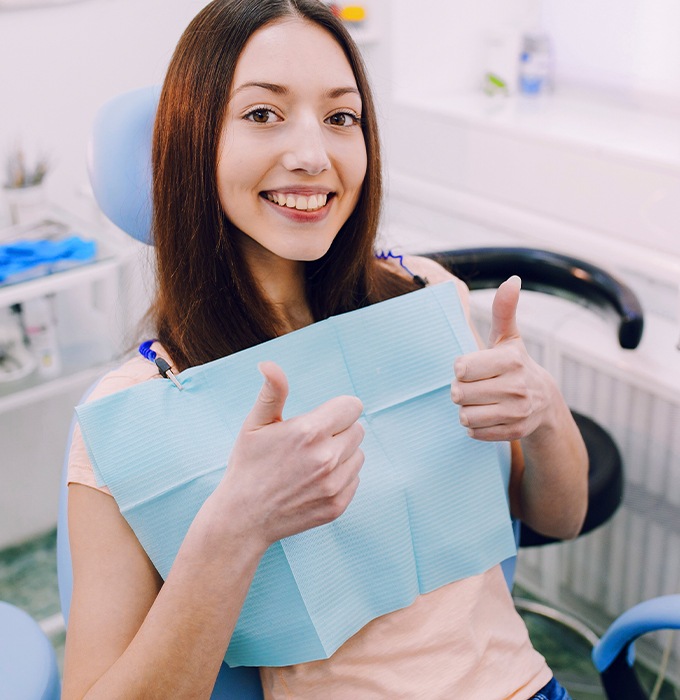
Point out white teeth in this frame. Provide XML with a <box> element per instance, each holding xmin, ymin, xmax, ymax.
<box><xmin>265</xmin><ymin>192</ymin><xmax>330</xmax><ymax>211</ymax></box>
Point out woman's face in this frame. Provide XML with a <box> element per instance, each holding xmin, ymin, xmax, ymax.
<box><xmin>216</xmin><ymin>18</ymin><xmax>367</xmax><ymax>263</ymax></box>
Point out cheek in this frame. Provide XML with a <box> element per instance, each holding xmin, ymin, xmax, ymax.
<box><xmin>216</xmin><ymin>137</ymin><xmax>263</xmax><ymax>217</ymax></box>
<box><xmin>339</xmin><ymin>138</ymin><xmax>368</xmax><ymax>197</ymax></box>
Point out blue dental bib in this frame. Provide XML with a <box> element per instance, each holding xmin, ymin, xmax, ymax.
<box><xmin>76</xmin><ymin>281</ymin><xmax>516</xmax><ymax>667</ymax></box>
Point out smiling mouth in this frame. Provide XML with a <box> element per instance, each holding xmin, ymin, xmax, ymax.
<box><xmin>262</xmin><ymin>191</ymin><xmax>333</xmax><ymax>212</ymax></box>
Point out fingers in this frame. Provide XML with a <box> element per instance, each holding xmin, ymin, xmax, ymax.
<box><xmin>489</xmin><ymin>275</ymin><xmax>521</xmax><ymax>346</ymax></box>
<box><xmin>243</xmin><ymin>361</ymin><xmax>289</xmax><ymax>430</ymax></box>
<box><xmin>334</xmin><ymin>421</ymin><xmax>365</xmax><ymax>465</ymax></box>
<box><xmin>452</xmin><ymin>278</ymin><xmax>539</xmax><ymax>442</ymax></box>
<box><xmin>309</xmin><ymin>449</ymin><xmax>364</xmax><ymax>522</ymax></box>
<box><xmin>304</xmin><ymin>394</ymin><xmax>364</xmax><ymax>437</ymax></box>
<box><xmin>454</xmin><ymin>342</ymin><xmax>524</xmax><ymax>383</ymax></box>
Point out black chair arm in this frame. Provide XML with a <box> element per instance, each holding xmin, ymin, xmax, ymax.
<box><xmin>424</xmin><ymin>247</ymin><xmax>644</xmax><ymax>349</ymax></box>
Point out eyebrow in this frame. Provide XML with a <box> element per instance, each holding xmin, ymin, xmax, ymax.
<box><xmin>231</xmin><ymin>81</ymin><xmax>361</xmax><ymax>100</ymax></box>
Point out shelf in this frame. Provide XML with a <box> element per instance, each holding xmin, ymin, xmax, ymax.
<box><xmin>0</xmin><ymin>359</ymin><xmax>112</xmax><ymax>414</ymax></box>
<box><xmin>0</xmin><ymin>256</ymin><xmax>119</xmax><ymax>308</ymax></box>
<box><xmin>0</xmin><ymin>205</ymin><xmax>131</xmax><ymax>411</ymax></box>
<box><xmin>0</xmin><ymin>215</ymin><xmax>123</xmax><ymax>306</ymax></box>
<box><xmin>392</xmin><ymin>88</ymin><xmax>680</xmax><ymax>174</ymax></box>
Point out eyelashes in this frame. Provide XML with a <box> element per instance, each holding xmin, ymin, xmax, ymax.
<box><xmin>242</xmin><ymin>105</ymin><xmax>362</xmax><ymax>127</ymax></box>
<box><xmin>243</xmin><ymin>105</ymin><xmax>281</xmax><ymax>124</ymax></box>
<box><xmin>326</xmin><ymin>111</ymin><xmax>362</xmax><ymax>127</ymax></box>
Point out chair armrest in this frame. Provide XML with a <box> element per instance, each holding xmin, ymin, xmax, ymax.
<box><xmin>425</xmin><ymin>247</ymin><xmax>644</xmax><ymax>349</ymax></box>
<box><xmin>592</xmin><ymin>594</ymin><xmax>680</xmax><ymax>699</ymax></box>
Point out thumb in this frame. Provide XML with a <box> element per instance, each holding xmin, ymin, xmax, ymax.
<box><xmin>244</xmin><ymin>361</ymin><xmax>289</xmax><ymax>429</ymax></box>
<box><xmin>489</xmin><ymin>275</ymin><xmax>521</xmax><ymax>346</ymax></box>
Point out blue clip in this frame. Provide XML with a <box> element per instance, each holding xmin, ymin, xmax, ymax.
<box><xmin>138</xmin><ymin>340</ymin><xmax>183</xmax><ymax>390</ymax></box>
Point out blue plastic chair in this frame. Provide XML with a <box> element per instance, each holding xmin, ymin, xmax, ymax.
<box><xmin>0</xmin><ymin>602</ymin><xmax>60</xmax><ymax>700</ymax></box>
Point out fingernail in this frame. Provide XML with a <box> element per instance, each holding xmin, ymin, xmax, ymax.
<box><xmin>454</xmin><ymin>359</ymin><xmax>465</xmax><ymax>379</ymax></box>
<box><xmin>459</xmin><ymin>411</ymin><xmax>469</xmax><ymax>427</ymax></box>
<box><xmin>508</xmin><ymin>275</ymin><xmax>522</xmax><ymax>289</ymax></box>
<box><xmin>451</xmin><ymin>384</ymin><xmax>460</xmax><ymax>403</ymax></box>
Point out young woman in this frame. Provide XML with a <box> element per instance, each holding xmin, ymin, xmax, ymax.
<box><xmin>63</xmin><ymin>1</ymin><xmax>588</xmax><ymax>698</ymax></box>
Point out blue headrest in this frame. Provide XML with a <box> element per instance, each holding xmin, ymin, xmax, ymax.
<box><xmin>88</xmin><ymin>85</ymin><xmax>161</xmax><ymax>245</ymax></box>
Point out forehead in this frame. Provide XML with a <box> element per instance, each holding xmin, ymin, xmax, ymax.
<box><xmin>232</xmin><ymin>18</ymin><xmax>358</xmax><ymax>92</ymax></box>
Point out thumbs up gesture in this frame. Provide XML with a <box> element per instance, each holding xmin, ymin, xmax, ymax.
<box><xmin>450</xmin><ymin>276</ymin><xmax>552</xmax><ymax>442</ymax></box>
<box><xmin>218</xmin><ymin>361</ymin><xmax>365</xmax><ymax>549</ymax></box>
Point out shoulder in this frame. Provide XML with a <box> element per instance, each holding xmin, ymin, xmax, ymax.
<box><xmin>68</xmin><ymin>345</ymin><xmax>167</xmax><ymax>493</ymax></box>
<box><xmin>85</xmin><ymin>342</ymin><xmax>168</xmax><ymax>404</ymax></box>
<box><xmin>402</xmin><ymin>255</ymin><xmax>470</xmax><ymax>301</ymax></box>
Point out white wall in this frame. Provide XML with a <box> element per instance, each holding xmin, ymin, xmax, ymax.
<box><xmin>388</xmin><ymin>0</ymin><xmax>539</xmax><ymax>98</ymax></box>
<box><xmin>543</xmin><ymin>0</ymin><xmax>680</xmax><ymax>113</ymax></box>
<box><xmin>0</xmin><ymin>0</ymin><xmax>210</xmax><ymax>221</ymax></box>
<box><xmin>386</xmin><ymin>0</ymin><xmax>680</xmax><ymax>112</ymax></box>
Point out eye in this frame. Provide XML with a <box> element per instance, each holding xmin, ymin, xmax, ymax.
<box><xmin>325</xmin><ymin>111</ymin><xmax>361</xmax><ymax>127</ymax></box>
<box><xmin>244</xmin><ymin>107</ymin><xmax>280</xmax><ymax>124</ymax></box>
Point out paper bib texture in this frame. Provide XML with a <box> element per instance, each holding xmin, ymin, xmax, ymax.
<box><xmin>76</xmin><ymin>282</ymin><xmax>516</xmax><ymax>667</ymax></box>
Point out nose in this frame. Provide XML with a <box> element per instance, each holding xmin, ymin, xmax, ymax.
<box><xmin>281</xmin><ymin>118</ymin><xmax>331</xmax><ymax>176</ymax></box>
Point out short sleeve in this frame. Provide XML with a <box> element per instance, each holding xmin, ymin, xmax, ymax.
<box><xmin>67</xmin><ymin>350</ymin><xmax>166</xmax><ymax>494</ymax></box>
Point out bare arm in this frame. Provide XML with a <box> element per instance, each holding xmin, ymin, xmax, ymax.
<box><xmin>63</xmin><ymin>362</ymin><xmax>365</xmax><ymax>699</ymax></box>
<box><xmin>63</xmin><ymin>483</ymin><xmax>264</xmax><ymax>700</ymax></box>
<box><xmin>404</xmin><ymin>255</ymin><xmax>588</xmax><ymax>540</ymax></box>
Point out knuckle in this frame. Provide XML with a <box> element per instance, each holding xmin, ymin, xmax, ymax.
<box><xmin>294</xmin><ymin>417</ymin><xmax>319</xmax><ymax>444</ymax></box>
<box><xmin>325</xmin><ymin>497</ymin><xmax>346</xmax><ymax>521</ymax></box>
<box><xmin>509</xmin><ymin>377</ymin><xmax>529</xmax><ymax>401</ymax></box>
<box><xmin>518</xmin><ymin>397</ymin><xmax>533</xmax><ymax>419</ymax></box>
<box><xmin>315</xmin><ymin>449</ymin><xmax>337</xmax><ymax>476</ymax></box>
<box><xmin>507</xmin><ymin>429</ymin><xmax>523</xmax><ymax>442</ymax></box>
<box><xmin>505</xmin><ymin>422</ymin><xmax>526</xmax><ymax>441</ymax></box>
<box><xmin>320</xmin><ymin>481</ymin><xmax>337</xmax><ymax>500</ymax></box>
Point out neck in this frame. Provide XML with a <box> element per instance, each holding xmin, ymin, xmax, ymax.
<box><xmin>238</xmin><ymin>235</ymin><xmax>313</xmax><ymax>333</ymax></box>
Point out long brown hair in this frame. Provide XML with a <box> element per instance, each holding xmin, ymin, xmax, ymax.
<box><xmin>152</xmin><ymin>0</ymin><xmax>417</xmax><ymax>371</ymax></box>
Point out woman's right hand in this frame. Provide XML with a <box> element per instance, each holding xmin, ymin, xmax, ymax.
<box><xmin>215</xmin><ymin>360</ymin><xmax>365</xmax><ymax>549</ymax></box>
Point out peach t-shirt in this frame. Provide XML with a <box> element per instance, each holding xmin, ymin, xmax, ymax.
<box><xmin>68</xmin><ymin>350</ymin><xmax>552</xmax><ymax>700</ymax></box>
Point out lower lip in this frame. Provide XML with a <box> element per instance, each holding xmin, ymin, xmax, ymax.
<box><xmin>262</xmin><ymin>195</ymin><xmax>333</xmax><ymax>223</ymax></box>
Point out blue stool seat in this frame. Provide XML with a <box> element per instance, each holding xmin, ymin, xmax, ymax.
<box><xmin>0</xmin><ymin>601</ymin><xmax>60</xmax><ymax>700</ymax></box>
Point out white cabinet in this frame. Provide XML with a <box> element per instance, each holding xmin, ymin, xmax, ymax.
<box><xmin>0</xmin><ymin>208</ymin><xmax>147</xmax><ymax>548</ymax></box>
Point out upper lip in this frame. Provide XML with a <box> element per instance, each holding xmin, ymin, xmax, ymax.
<box><xmin>261</xmin><ymin>187</ymin><xmax>334</xmax><ymax>196</ymax></box>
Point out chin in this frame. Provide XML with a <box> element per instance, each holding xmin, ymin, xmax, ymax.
<box><xmin>278</xmin><ymin>238</ymin><xmax>336</xmax><ymax>263</ymax></box>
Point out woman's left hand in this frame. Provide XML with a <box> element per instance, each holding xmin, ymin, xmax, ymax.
<box><xmin>450</xmin><ymin>275</ymin><xmax>554</xmax><ymax>442</ymax></box>
<box><xmin>450</xmin><ymin>274</ymin><xmax>588</xmax><ymax>538</ymax></box>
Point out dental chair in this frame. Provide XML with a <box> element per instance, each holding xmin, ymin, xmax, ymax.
<box><xmin>1</xmin><ymin>85</ymin><xmax>678</xmax><ymax>699</ymax></box>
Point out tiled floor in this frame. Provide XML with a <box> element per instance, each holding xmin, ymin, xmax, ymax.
<box><xmin>1</xmin><ymin>529</ymin><xmax>678</xmax><ymax>699</ymax></box>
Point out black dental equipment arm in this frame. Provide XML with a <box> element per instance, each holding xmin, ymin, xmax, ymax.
<box><xmin>425</xmin><ymin>247</ymin><xmax>644</xmax><ymax>350</ymax></box>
